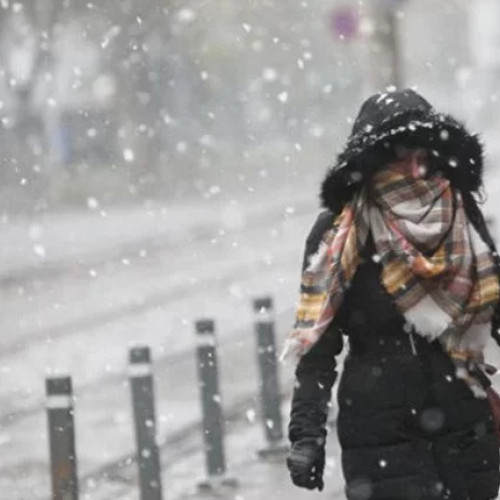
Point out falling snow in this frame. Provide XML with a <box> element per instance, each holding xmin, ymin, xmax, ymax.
<box><xmin>0</xmin><ymin>1</ymin><xmax>499</xmax><ymax>499</ymax></box>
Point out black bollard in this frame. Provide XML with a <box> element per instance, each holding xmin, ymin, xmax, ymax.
<box><xmin>195</xmin><ymin>320</ymin><xmax>237</xmax><ymax>490</ymax></box>
<box><xmin>253</xmin><ymin>297</ymin><xmax>288</xmax><ymax>458</ymax></box>
<box><xmin>129</xmin><ymin>346</ymin><xmax>163</xmax><ymax>500</ymax></box>
<box><xmin>46</xmin><ymin>376</ymin><xmax>79</xmax><ymax>500</ymax></box>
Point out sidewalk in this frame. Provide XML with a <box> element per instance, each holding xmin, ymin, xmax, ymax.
<box><xmin>174</xmin><ymin>417</ymin><xmax>346</xmax><ymax>500</ymax></box>
<box><xmin>92</xmin><ymin>398</ymin><xmax>346</xmax><ymax>500</ymax></box>
<box><xmin>0</xmin><ymin>183</ymin><xmax>321</xmax><ymax>499</ymax></box>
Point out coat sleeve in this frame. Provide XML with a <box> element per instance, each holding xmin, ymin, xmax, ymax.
<box><xmin>288</xmin><ymin>210</ymin><xmax>345</xmax><ymax>445</ymax></box>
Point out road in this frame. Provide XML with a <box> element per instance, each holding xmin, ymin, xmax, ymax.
<box><xmin>0</xmin><ymin>187</ymin><xmax>318</xmax><ymax>499</ymax></box>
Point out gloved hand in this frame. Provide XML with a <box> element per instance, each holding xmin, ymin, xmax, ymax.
<box><xmin>286</xmin><ymin>437</ymin><xmax>325</xmax><ymax>491</ymax></box>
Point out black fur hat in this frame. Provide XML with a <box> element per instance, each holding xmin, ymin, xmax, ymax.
<box><xmin>320</xmin><ymin>89</ymin><xmax>484</xmax><ymax>214</ymax></box>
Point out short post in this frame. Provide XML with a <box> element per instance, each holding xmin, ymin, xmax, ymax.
<box><xmin>253</xmin><ymin>297</ymin><xmax>288</xmax><ymax>458</ymax></box>
<box><xmin>195</xmin><ymin>320</ymin><xmax>237</xmax><ymax>490</ymax></box>
<box><xmin>128</xmin><ymin>346</ymin><xmax>163</xmax><ymax>500</ymax></box>
<box><xmin>46</xmin><ymin>376</ymin><xmax>79</xmax><ymax>500</ymax></box>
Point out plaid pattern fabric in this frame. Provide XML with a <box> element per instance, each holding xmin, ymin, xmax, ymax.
<box><xmin>283</xmin><ymin>154</ymin><xmax>500</xmax><ymax>396</ymax></box>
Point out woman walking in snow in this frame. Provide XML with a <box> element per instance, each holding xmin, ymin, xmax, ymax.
<box><xmin>284</xmin><ymin>89</ymin><xmax>500</xmax><ymax>500</ymax></box>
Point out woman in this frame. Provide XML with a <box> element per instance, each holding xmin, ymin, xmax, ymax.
<box><xmin>283</xmin><ymin>89</ymin><xmax>500</xmax><ymax>500</ymax></box>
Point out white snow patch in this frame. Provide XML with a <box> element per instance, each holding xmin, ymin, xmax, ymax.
<box><xmin>123</xmin><ymin>148</ymin><xmax>134</xmax><ymax>162</ymax></box>
<box><xmin>262</xmin><ymin>68</ymin><xmax>278</xmax><ymax>81</ymax></box>
<box><xmin>87</xmin><ymin>197</ymin><xmax>99</xmax><ymax>210</ymax></box>
<box><xmin>277</xmin><ymin>91</ymin><xmax>289</xmax><ymax>103</ymax></box>
<box><xmin>177</xmin><ymin>8</ymin><xmax>196</xmax><ymax>23</ymax></box>
<box><xmin>33</xmin><ymin>244</ymin><xmax>46</xmax><ymax>258</ymax></box>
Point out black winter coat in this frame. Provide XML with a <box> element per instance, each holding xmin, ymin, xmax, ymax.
<box><xmin>289</xmin><ymin>210</ymin><xmax>500</xmax><ymax>500</ymax></box>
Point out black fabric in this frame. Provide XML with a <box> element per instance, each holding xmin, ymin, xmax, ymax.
<box><xmin>321</xmin><ymin>89</ymin><xmax>484</xmax><ymax>215</ymax></box>
<box><xmin>288</xmin><ymin>323</ymin><xmax>342</xmax><ymax>444</ymax></box>
<box><xmin>287</xmin><ymin>211</ymin><xmax>344</xmax><ymax>492</ymax></box>
<box><xmin>288</xmin><ymin>211</ymin><xmax>500</xmax><ymax>500</ymax></box>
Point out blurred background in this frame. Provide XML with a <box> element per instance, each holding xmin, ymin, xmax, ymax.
<box><xmin>2</xmin><ymin>0</ymin><xmax>500</xmax><ymax>212</ymax></box>
<box><xmin>1</xmin><ymin>0</ymin><xmax>500</xmax><ymax>499</ymax></box>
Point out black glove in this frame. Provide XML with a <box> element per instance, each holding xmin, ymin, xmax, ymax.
<box><xmin>287</xmin><ymin>437</ymin><xmax>325</xmax><ymax>491</ymax></box>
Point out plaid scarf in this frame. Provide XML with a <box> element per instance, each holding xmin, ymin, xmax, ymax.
<box><xmin>282</xmin><ymin>154</ymin><xmax>500</xmax><ymax>397</ymax></box>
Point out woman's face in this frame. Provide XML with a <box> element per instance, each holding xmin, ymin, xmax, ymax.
<box><xmin>392</xmin><ymin>146</ymin><xmax>428</xmax><ymax>179</ymax></box>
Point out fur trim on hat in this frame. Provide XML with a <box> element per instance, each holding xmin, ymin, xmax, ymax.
<box><xmin>321</xmin><ymin>100</ymin><xmax>484</xmax><ymax>214</ymax></box>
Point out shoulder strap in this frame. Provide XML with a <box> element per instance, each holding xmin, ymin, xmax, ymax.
<box><xmin>462</xmin><ymin>191</ymin><xmax>500</xmax><ymax>347</ymax></box>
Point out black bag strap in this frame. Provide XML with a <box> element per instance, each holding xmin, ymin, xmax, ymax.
<box><xmin>462</xmin><ymin>190</ymin><xmax>500</xmax><ymax>347</ymax></box>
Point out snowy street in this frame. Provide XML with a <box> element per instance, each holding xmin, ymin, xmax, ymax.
<box><xmin>0</xmin><ymin>187</ymin><xmax>321</xmax><ymax>499</ymax></box>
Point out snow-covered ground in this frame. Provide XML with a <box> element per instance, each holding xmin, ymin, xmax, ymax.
<box><xmin>0</xmin><ymin>186</ymin><xmax>320</xmax><ymax>499</ymax></box>
<box><xmin>79</xmin><ymin>398</ymin><xmax>346</xmax><ymax>500</ymax></box>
